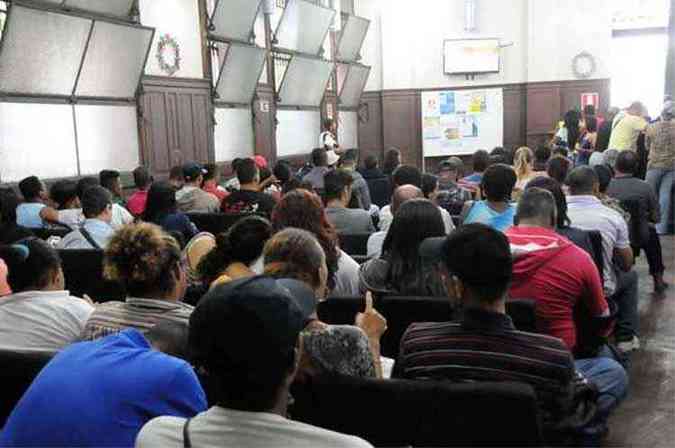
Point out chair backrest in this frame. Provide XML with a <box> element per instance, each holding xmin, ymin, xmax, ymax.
<box><xmin>290</xmin><ymin>375</ymin><xmax>543</xmax><ymax>447</ymax></box>
<box><xmin>33</xmin><ymin>227</ymin><xmax>71</xmax><ymax>241</ymax></box>
<box><xmin>0</xmin><ymin>350</ymin><xmax>53</xmax><ymax>427</ymax></box>
<box><xmin>505</xmin><ymin>298</ymin><xmax>538</xmax><ymax>333</ymax></box>
<box><xmin>317</xmin><ymin>296</ymin><xmax>365</xmax><ymax>326</ymax></box>
<box><xmin>57</xmin><ymin>249</ymin><xmax>126</xmax><ymax>302</ymax></box>
<box><xmin>587</xmin><ymin>230</ymin><xmax>605</xmax><ymax>283</ymax></box>
<box><xmin>338</xmin><ymin>233</ymin><xmax>371</xmax><ymax>257</ymax></box>
<box><xmin>186</xmin><ymin>213</ymin><xmax>251</xmax><ymax>236</ymax></box>
<box><xmin>378</xmin><ymin>296</ymin><xmax>455</xmax><ymax>358</ymax></box>
<box><xmin>619</xmin><ymin>198</ymin><xmax>649</xmax><ymax>248</ymax></box>
<box><xmin>366</xmin><ymin>177</ymin><xmax>392</xmax><ymax>208</ymax></box>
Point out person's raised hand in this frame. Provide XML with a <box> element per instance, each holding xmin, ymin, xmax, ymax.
<box><xmin>355</xmin><ymin>291</ymin><xmax>387</xmax><ymax>339</ymax></box>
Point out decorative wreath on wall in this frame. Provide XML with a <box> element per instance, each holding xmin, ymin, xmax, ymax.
<box><xmin>156</xmin><ymin>34</ymin><xmax>181</xmax><ymax>76</ymax></box>
<box><xmin>572</xmin><ymin>51</ymin><xmax>597</xmax><ymax>79</ymax></box>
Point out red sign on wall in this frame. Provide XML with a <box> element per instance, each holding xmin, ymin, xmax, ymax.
<box><xmin>581</xmin><ymin>93</ymin><xmax>600</xmax><ymax>111</ymax></box>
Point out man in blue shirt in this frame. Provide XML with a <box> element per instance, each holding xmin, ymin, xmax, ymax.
<box><xmin>59</xmin><ymin>186</ymin><xmax>115</xmax><ymax>250</ymax></box>
<box><xmin>1</xmin><ymin>324</ymin><xmax>206</xmax><ymax>447</ymax></box>
<box><xmin>15</xmin><ymin>176</ymin><xmax>59</xmax><ymax>229</ymax></box>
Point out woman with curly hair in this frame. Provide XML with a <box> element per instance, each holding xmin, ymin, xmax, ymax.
<box><xmin>80</xmin><ymin>223</ymin><xmax>193</xmax><ymax>340</ymax></box>
<box><xmin>272</xmin><ymin>189</ymin><xmax>360</xmax><ymax>296</ymax></box>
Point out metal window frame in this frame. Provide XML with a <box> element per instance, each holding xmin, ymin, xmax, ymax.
<box><xmin>0</xmin><ymin>1</ymin><xmax>155</xmax><ymax>103</ymax></box>
<box><xmin>211</xmin><ymin>39</ymin><xmax>268</xmax><ymax>108</ymax></box>
<box><xmin>276</xmin><ymin>52</ymin><xmax>334</xmax><ymax>109</ymax></box>
<box><xmin>208</xmin><ymin>0</ymin><xmax>262</xmax><ymax>43</ymax></box>
<box><xmin>272</xmin><ymin>0</ymin><xmax>335</xmax><ymax>56</ymax></box>
<box><xmin>335</xmin><ymin>13</ymin><xmax>369</xmax><ymax>63</ymax></box>
<box><xmin>337</xmin><ymin>62</ymin><xmax>369</xmax><ymax>109</ymax></box>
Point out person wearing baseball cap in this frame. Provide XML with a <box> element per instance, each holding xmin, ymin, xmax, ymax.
<box><xmin>394</xmin><ymin>224</ymin><xmax>597</xmax><ymax>442</ymax></box>
<box><xmin>175</xmin><ymin>162</ymin><xmax>220</xmax><ymax>213</ymax></box>
<box><xmin>137</xmin><ymin>276</ymin><xmax>372</xmax><ymax>448</ymax></box>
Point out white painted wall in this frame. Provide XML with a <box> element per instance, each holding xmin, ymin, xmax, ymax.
<box><xmin>214</xmin><ymin>107</ymin><xmax>255</xmax><ymax>162</ymax></box>
<box><xmin>276</xmin><ymin>110</ymin><xmax>321</xmax><ymax>157</ymax></box>
<box><xmin>338</xmin><ymin>110</ymin><xmax>359</xmax><ymax>149</ymax></box>
<box><xmin>354</xmin><ymin>0</ymin><xmax>383</xmax><ymax>91</ymax></box>
<box><xmin>139</xmin><ymin>0</ymin><xmax>204</xmax><ymax>78</ymax></box>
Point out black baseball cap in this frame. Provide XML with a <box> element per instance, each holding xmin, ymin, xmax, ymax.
<box><xmin>189</xmin><ymin>276</ymin><xmax>316</xmax><ymax>374</ymax></box>
<box><xmin>419</xmin><ymin>223</ymin><xmax>512</xmax><ymax>287</ymax></box>
<box><xmin>183</xmin><ymin>162</ymin><xmax>207</xmax><ymax>182</ymax></box>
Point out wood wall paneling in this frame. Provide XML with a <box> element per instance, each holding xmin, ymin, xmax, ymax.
<box><xmin>382</xmin><ymin>90</ymin><xmax>421</xmax><ymax>167</ymax></box>
<box><xmin>254</xmin><ymin>85</ymin><xmax>277</xmax><ymax>164</ymax></box>
<box><xmin>357</xmin><ymin>91</ymin><xmax>384</xmax><ymax>163</ymax></box>
<box><xmin>139</xmin><ymin>77</ymin><xmax>214</xmax><ymax>177</ymax></box>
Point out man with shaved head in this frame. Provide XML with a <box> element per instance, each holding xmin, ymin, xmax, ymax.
<box><xmin>367</xmin><ymin>185</ymin><xmax>424</xmax><ymax>259</ymax></box>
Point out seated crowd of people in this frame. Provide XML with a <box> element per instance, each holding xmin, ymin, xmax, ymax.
<box><xmin>0</xmin><ymin>101</ymin><xmax>672</xmax><ymax>447</ymax></box>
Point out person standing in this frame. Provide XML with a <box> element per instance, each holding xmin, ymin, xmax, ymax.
<box><xmin>608</xmin><ymin>102</ymin><xmax>649</xmax><ymax>152</ymax></box>
<box><xmin>319</xmin><ymin>118</ymin><xmax>342</xmax><ymax>154</ymax></box>
<box><xmin>645</xmin><ymin>100</ymin><xmax>674</xmax><ymax>235</ymax></box>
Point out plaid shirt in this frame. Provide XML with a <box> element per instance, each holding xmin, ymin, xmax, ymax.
<box><xmin>646</xmin><ymin>120</ymin><xmax>675</xmax><ymax>170</ymax></box>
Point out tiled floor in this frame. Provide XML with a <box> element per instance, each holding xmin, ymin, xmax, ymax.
<box><xmin>606</xmin><ymin>236</ymin><xmax>674</xmax><ymax>447</ymax></box>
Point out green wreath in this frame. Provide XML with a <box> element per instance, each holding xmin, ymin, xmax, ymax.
<box><xmin>157</xmin><ymin>34</ymin><xmax>181</xmax><ymax>76</ymax></box>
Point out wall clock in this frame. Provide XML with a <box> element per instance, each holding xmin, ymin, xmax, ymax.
<box><xmin>572</xmin><ymin>51</ymin><xmax>596</xmax><ymax>79</ymax></box>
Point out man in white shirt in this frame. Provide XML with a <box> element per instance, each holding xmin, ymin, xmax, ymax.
<box><xmin>566</xmin><ymin>167</ymin><xmax>640</xmax><ymax>353</ymax></box>
<box><xmin>368</xmin><ymin>185</ymin><xmax>423</xmax><ymax>259</ymax></box>
<box><xmin>0</xmin><ymin>239</ymin><xmax>94</xmax><ymax>353</ymax></box>
<box><xmin>319</xmin><ymin>118</ymin><xmax>342</xmax><ymax>154</ymax></box>
<box><xmin>136</xmin><ymin>277</ymin><xmax>372</xmax><ymax>448</ymax></box>
<box><xmin>59</xmin><ymin>186</ymin><xmax>115</xmax><ymax>250</ymax></box>
<box><xmin>59</xmin><ymin>177</ymin><xmax>133</xmax><ymax>231</ymax></box>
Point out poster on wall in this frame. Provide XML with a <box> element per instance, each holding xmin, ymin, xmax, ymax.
<box><xmin>421</xmin><ymin>88</ymin><xmax>504</xmax><ymax>158</ymax></box>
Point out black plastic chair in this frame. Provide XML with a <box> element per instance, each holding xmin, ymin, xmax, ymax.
<box><xmin>338</xmin><ymin>233</ymin><xmax>371</xmax><ymax>257</ymax></box>
<box><xmin>186</xmin><ymin>213</ymin><xmax>252</xmax><ymax>236</ymax></box>
<box><xmin>587</xmin><ymin>230</ymin><xmax>605</xmax><ymax>284</ymax></box>
<box><xmin>366</xmin><ymin>177</ymin><xmax>392</xmax><ymax>208</ymax></box>
<box><xmin>290</xmin><ymin>375</ymin><xmax>543</xmax><ymax>447</ymax></box>
<box><xmin>317</xmin><ymin>296</ymin><xmax>365</xmax><ymax>326</ymax></box>
<box><xmin>0</xmin><ymin>350</ymin><xmax>53</xmax><ymax>427</ymax></box>
<box><xmin>620</xmin><ymin>198</ymin><xmax>650</xmax><ymax>249</ymax></box>
<box><xmin>57</xmin><ymin>250</ymin><xmax>126</xmax><ymax>303</ymax></box>
<box><xmin>505</xmin><ymin>298</ymin><xmax>538</xmax><ymax>333</ymax></box>
<box><xmin>33</xmin><ymin>226</ymin><xmax>71</xmax><ymax>240</ymax></box>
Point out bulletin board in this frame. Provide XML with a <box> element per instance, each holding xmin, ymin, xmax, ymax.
<box><xmin>421</xmin><ymin>88</ymin><xmax>503</xmax><ymax>157</ymax></box>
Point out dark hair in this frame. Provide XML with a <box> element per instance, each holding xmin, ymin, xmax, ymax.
<box><xmin>480</xmin><ymin>164</ymin><xmax>517</xmax><ymax>202</ymax></box>
<box><xmin>383</xmin><ymin>147</ymin><xmax>401</xmax><ymax>175</ymax></box>
<box><xmin>515</xmin><ymin>187</ymin><xmax>557</xmax><ymax>227</ymax></box>
<box><xmin>364</xmin><ymin>154</ymin><xmax>378</xmax><ymax>170</ymax></box>
<box><xmin>273</xmin><ymin>161</ymin><xmax>293</xmax><ymax>185</ymax></box>
<box><xmin>490</xmin><ymin>147</ymin><xmax>505</xmax><ymax>158</ymax></box>
<box><xmin>82</xmin><ymin>186</ymin><xmax>112</xmax><ymax>219</ymax></box>
<box><xmin>552</xmin><ymin>146</ymin><xmax>569</xmax><ymax>158</ymax></box>
<box><xmin>0</xmin><ymin>239</ymin><xmax>61</xmax><ymax>292</ymax></box>
<box><xmin>421</xmin><ymin>173</ymin><xmax>438</xmax><ymax>199</ymax></box>
<box><xmin>567</xmin><ymin>166</ymin><xmax>598</xmax><ymax>195</ymax></box>
<box><xmin>49</xmin><ymin>180</ymin><xmax>78</xmax><ymax>210</ymax></box>
<box><xmin>146</xmin><ymin>321</ymin><xmax>191</xmax><ymax>360</ymax></box>
<box><xmin>382</xmin><ymin>199</ymin><xmax>445</xmax><ymax>295</ymax></box>
<box><xmin>593</xmin><ymin>164</ymin><xmax>614</xmax><ymax>194</ymax></box>
<box><xmin>584</xmin><ymin>104</ymin><xmax>596</xmax><ymax>117</ymax></box>
<box><xmin>133</xmin><ymin>166</ymin><xmax>152</xmax><ymax>190</ymax></box>
<box><xmin>340</xmin><ymin>149</ymin><xmax>359</xmax><ymax>166</ymax></box>
<box><xmin>263</xmin><ymin>228</ymin><xmax>325</xmax><ymax>291</ymax></box>
<box><xmin>311</xmin><ymin>148</ymin><xmax>328</xmax><ymax>167</ymax></box>
<box><xmin>169</xmin><ymin>166</ymin><xmax>184</xmax><ymax>181</ymax></box>
<box><xmin>585</xmin><ymin>116</ymin><xmax>598</xmax><ymax>133</ymax></box>
<box><xmin>563</xmin><ymin>110</ymin><xmax>581</xmax><ymax>150</ymax></box>
<box><xmin>18</xmin><ymin>176</ymin><xmax>43</xmax><ymax>201</ymax></box>
<box><xmin>441</xmin><ymin>223</ymin><xmax>512</xmax><ymax>302</ymax></box>
<box><xmin>99</xmin><ymin>170</ymin><xmax>120</xmax><ymax>192</ymax></box>
<box><xmin>235</xmin><ymin>158</ymin><xmax>258</xmax><ymax>184</ymax></box>
<box><xmin>546</xmin><ymin>156</ymin><xmax>571</xmax><ymax>184</ymax></box>
<box><xmin>104</xmin><ymin>223</ymin><xmax>182</xmax><ymax>297</ymax></box>
<box><xmin>197</xmin><ymin>216</ymin><xmax>273</xmax><ymax>285</ymax></box>
<box><xmin>143</xmin><ymin>181</ymin><xmax>178</xmax><ymax>225</ymax></box>
<box><xmin>534</xmin><ymin>145</ymin><xmax>551</xmax><ymax>165</ymax></box>
<box><xmin>272</xmin><ymin>189</ymin><xmax>339</xmax><ymax>290</ymax></box>
<box><xmin>392</xmin><ymin>165</ymin><xmax>422</xmax><ymax>188</ymax></box>
<box><xmin>76</xmin><ymin>177</ymin><xmax>100</xmax><ymax>201</ymax></box>
<box><xmin>472</xmin><ymin>150</ymin><xmax>490</xmax><ymax>173</ymax></box>
<box><xmin>323</xmin><ymin>169</ymin><xmax>353</xmax><ymax>202</ymax></box>
<box><xmin>525</xmin><ymin>176</ymin><xmax>570</xmax><ymax>228</ymax></box>
<box><xmin>203</xmin><ymin>164</ymin><xmax>219</xmax><ymax>183</ymax></box>
<box><xmin>0</xmin><ymin>188</ymin><xmax>20</xmax><ymax>225</ymax></box>
<box><xmin>615</xmin><ymin>150</ymin><xmax>638</xmax><ymax>175</ymax></box>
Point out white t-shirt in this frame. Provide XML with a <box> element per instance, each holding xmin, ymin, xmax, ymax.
<box><xmin>0</xmin><ymin>290</ymin><xmax>94</xmax><ymax>353</ymax></box>
<box><xmin>58</xmin><ymin>204</ymin><xmax>133</xmax><ymax>231</ymax></box>
<box><xmin>320</xmin><ymin>131</ymin><xmax>338</xmax><ymax>150</ymax></box>
<box><xmin>378</xmin><ymin>205</ymin><xmax>455</xmax><ymax>235</ymax></box>
<box><xmin>367</xmin><ymin>231</ymin><xmax>387</xmax><ymax>260</ymax></box>
<box><xmin>136</xmin><ymin>407</ymin><xmax>372</xmax><ymax>448</ymax></box>
<box><xmin>332</xmin><ymin>250</ymin><xmax>361</xmax><ymax>297</ymax></box>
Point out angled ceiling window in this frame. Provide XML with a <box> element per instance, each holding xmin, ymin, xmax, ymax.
<box><xmin>210</xmin><ymin>0</ymin><xmax>262</xmax><ymax>42</ymax></box>
<box><xmin>338</xmin><ymin>63</ymin><xmax>370</xmax><ymax>108</ymax></box>
<box><xmin>0</xmin><ymin>3</ymin><xmax>154</xmax><ymax>100</ymax></box>
<box><xmin>336</xmin><ymin>14</ymin><xmax>369</xmax><ymax>62</ymax></box>
<box><xmin>0</xmin><ymin>5</ymin><xmax>91</xmax><ymax>96</ymax></box>
<box><xmin>215</xmin><ymin>43</ymin><xmax>267</xmax><ymax>105</ymax></box>
<box><xmin>277</xmin><ymin>55</ymin><xmax>333</xmax><ymax>107</ymax></box>
<box><xmin>274</xmin><ymin>0</ymin><xmax>335</xmax><ymax>55</ymax></box>
<box><xmin>64</xmin><ymin>0</ymin><xmax>136</xmax><ymax>20</ymax></box>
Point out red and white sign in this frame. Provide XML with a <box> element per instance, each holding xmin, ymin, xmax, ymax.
<box><xmin>581</xmin><ymin>93</ymin><xmax>600</xmax><ymax>110</ymax></box>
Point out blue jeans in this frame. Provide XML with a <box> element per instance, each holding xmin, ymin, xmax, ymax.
<box><xmin>575</xmin><ymin>346</ymin><xmax>629</xmax><ymax>424</ymax></box>
<box><xmin>646</xmin><ymin>168</ymin><xmax>674</xmax><ymax>234</ymax></box>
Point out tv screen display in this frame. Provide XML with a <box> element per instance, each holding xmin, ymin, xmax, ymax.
<box><xmin>444</xmin><ymin>38</ymin><xmax>500</xmax><ymax>75</ymax></box>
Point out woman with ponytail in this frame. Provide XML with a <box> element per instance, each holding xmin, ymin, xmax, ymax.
<box><xmin>197</xmin><ymin>216</ymin><xmax>272</xmax><ymax>288</ymax></box>
<box><xmin>514</xmin><ymin>146</ymin><xmax>536</xmax><ymax>191</ymax></box>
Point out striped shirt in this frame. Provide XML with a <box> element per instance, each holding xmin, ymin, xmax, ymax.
<box><xmin>394</xmin><ymin>308</ymin><xmax>575</xmax><ymax>425</ymax></box>
<box><xmin>80</xmin><ymin>298</ymin><xmax>194</xmax><ymax>341</ymax></box>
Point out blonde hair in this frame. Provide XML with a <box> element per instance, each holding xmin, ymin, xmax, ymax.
<box><xmin>514</xmin><ymin>146</ymin><xmax>534</xmax><ymax>180</ymax></box>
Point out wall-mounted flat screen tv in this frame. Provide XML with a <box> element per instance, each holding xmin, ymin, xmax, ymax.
<box><xmin>443</xmin><ymin>38</ymin><xmax>500</xmax><ymax>75</ymax></box>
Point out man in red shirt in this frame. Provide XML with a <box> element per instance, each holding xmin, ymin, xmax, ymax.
<box><xmin>506</xmin><ymin>188</ymin><xmax>610</xmax><ymax>353</ymax></box>
<box><xmin>127</xmin><ymin>166</ymin><xmax>152</xmax><ymax>217</ymax></box>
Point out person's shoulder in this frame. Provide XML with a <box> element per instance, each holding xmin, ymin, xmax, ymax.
<box><xmin>286</xmin><ymin>418</ymin><xmax>373</xmax><ymax>448</ymax></box>
<box><xmin>135</xmin><ymin>415</ymin><xmax>185</xmax><ymax>447</ymax></box>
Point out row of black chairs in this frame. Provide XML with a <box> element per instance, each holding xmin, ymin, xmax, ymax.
<box><xmin>0</xmin><ymin>349</ymin><xmax>542</xmax><ymax>446</ymax></box>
